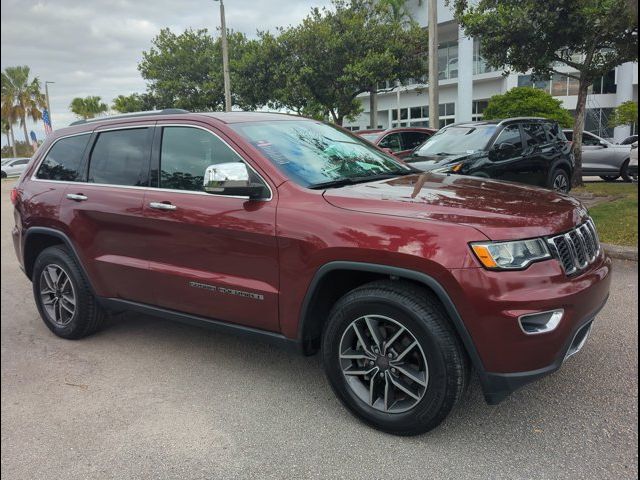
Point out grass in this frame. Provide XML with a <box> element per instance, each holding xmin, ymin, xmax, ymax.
<box><xmin>574</xmin><ymin>183</ymin><xmax>638</xmax><ymax>246</ymax></box>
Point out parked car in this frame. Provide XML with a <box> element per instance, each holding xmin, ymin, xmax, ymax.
<box><xmin>563</xmin><ymin>130</ymin><xmax>633</xmax><ymax>182</ymax></box>
<box><xmin>357</xmin><ymin>127</ymin><xmax>436</xmax><ymax>158</ymax></box>
<box><xmin>619</xmin><ymin>135</ymin><xmax>638</xmax><ymax>145</ymax></box>
<box><xmin>1</xmin><ymin>157</ymin><xmax>31</xmax><ymax>178</ymax></box>
<box><xmin>629</xmin><ymin>141</ymin><xmax>638</xmax><ymax>181</ymax></box>
<box><xmin>405</xmin><ymin>118</ymin><xmax>574</xmax><ymax>192</ymax></box>
<box><xmin>11</xmin><ymin>110</ymin><xmax>611</xmax><ymax>435</ymax></box>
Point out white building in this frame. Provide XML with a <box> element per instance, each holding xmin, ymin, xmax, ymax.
<box><xmin>344</xmin><ymin>0</ymin><xmax>638</xmax><ymax>141</ymax></box>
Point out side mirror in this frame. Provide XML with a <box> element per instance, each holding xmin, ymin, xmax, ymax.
<box><xmin>599</xmin><ymin>140</ymin><xmax>609</xmax><ymax>148</ymax></box>
<box><xmin>203</xmin><ymin>162</ymin><xmax>268</xmax><ymax>200</ymax></box>
<box><xmin>497</xmin><ymin>142</ymin><xmax>516</xmax><ymax>152</ymax></box>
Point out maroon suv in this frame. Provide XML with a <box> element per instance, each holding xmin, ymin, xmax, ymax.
<box><xmin>11</xmin><ymin>110</ymin><xmax>611</xmax><ymax>435</ymax></box>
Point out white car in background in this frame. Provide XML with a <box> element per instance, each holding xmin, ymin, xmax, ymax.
<box><xmin>1</xmin><ymin>157</ymin><xmax>31</xmax><ymax>178</ymax></box>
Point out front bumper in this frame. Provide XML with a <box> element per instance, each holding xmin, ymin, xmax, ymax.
<box><xmin>447</xmin><ymin>252</ymin><xmax>612</xmax><ymax>404</ymax></box>
<box><xmin>481</xmin><ymin>296</ymin><xmax>605</xmax><ymax>404</ymax></box>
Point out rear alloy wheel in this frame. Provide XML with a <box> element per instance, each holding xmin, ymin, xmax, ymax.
<box><xmin>33</xmin><ymin>246</ymin><xmax>106</xmax><ymax>339</ymax></box>
<box><xmin>551</xmin><ymin>169</ymin><xmax>571</xmax><ymax>193</ymax></box>
<box><xmin>322</xmin><ymin>280</ymin><xmax>468</xmax><ymax>436</ymax></box>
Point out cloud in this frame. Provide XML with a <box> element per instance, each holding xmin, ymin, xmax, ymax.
<box><xmin>1</xmin><ymin>0</ymin><xmax>332</xmax><ymax>145</ymax></box>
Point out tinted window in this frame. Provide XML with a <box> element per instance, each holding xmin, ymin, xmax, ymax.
<box><xmin>12</xmin><ymin>159</ymin><xmax>29</xmax><ymax>166</ymax></box>
<box><xmin>36</xmin><ymin>134</ymin><xmax>90</xmax><ymax>181</ymax></box>
<box><xmin>493</xmin><ymin>124</ymin><xmax>523</xmax><ymax>151</ymax></box>
<box><xmin>522</xmin><ymin>123</ymin><xmax>548</xmax><ymax>147</ymax></box>
<box><xmin>564</xmin><ymin>130</ymin><xmax>573</xmax><ymax>141</ymax></box>
<box><xmin>159</xmin><ymin>127</ymin><xmax>244</xmax><ymax>192</ymax></box>
<box><xmin>543</xmin><ymin>123</ymin><xmax>565</xmax><ymax>142</ymax></box>
<box><xmin>401</xmin><ymin>132</ymin><xmax>430</xmax><ymax>150</ymax></box>
<box><xmin>378</xmin><ymin>133</ymin><xmax>402</xmax><ymax>151</ymax></box>
<box><xmin>88</xmin><ymin>129</ymin><xmax>150</xmax><ymax>186</ymax></box>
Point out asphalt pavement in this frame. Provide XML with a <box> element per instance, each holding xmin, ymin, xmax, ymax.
<box><xmin>1</xmin><ymin>178</ymin><xmax>638</xmax><ymax>480</ymax></box>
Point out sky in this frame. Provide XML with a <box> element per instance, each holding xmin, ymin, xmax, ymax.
<box><xmin>0</xmin><ymin>0</ymin><xmax>333</xmax><ymax>146</ymax></box>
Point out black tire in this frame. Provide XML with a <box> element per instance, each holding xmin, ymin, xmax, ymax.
<box><xmin>549</xmin><ymin>168</ymin><xmax>571</xmax><ymax>193</ymax></box>
<box><xmin>620</xmin><ymin>160</ymin><xmax>632</xmax><ymax>182</ymax></box>
<box><xmin>322</xmin><ymin>280</ymin><xmax>469</xmax><ymax>436</ymax></box>
<box><xmin>1</xmin><ymin>171</ymin><xmax>6</xmax><ymax>179</ymax></box>
<box><xmin>32</xmin><ymin>245</ymin><xmax>105</xmax><ymax>339</ymax></box>
<box><xmin>600</xmin><ymin>175</ymin><xmax>620</xmax><ymax>182</ymax></box>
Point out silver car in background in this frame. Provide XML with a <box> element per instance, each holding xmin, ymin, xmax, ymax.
<box><xmin>629</xmin><ymin>142</ymin><xmax>638</xmax><ymax>181</ymax></box>
<box><xmin>564</xmin><ymin>130</ymin><xmax>633</xmax><ymax>181</ymax></box>
<box><xmin>1</xmin><ymin>157</ymin><xmax>31</xmax><ymax>178</ymax></box>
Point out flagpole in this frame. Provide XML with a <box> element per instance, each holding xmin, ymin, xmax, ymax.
<box><xmin>45</xmin><ymin>81</ymin><xmax>54</xmax><ymax>128</ymax></box>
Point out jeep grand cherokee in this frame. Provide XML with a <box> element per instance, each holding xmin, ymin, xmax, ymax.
<box><xmin>11</xmin><ymin>110</ymin><xmax>611</xmax><ymax>435</ymax></box>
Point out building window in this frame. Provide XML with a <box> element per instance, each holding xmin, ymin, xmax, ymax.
<box><xmin>591</xmin><ymin>70</ymin><xmax>617</xmax><ymax>94</ymax></box>
<box><xmin>472</xmin><ymin>100</ymin><xmax>489</xmax><ymax>120</ymax></box>
<box><xmin>438</xmin><ymin>42</ymin><xmax>458</xmax><ymax>80</ymax></box>
<box><xmin>473</xmin><ymin>39</ymin><xmax>497</xmax><ymax>75</ymax></box>
<box><xmin>393</xmin><ymin>104</ymin><xmax>453</xmax><ymax>127</ymax></box>
<box><xmin>518</xmin><ymin>75</ymin><xmax>551</xmax><ymax>93</ymax></box>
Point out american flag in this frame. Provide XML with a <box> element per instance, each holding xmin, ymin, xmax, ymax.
<box><xmin>42</xmin><ymin>108</ymin><xmax>53</xmax><ymax>135</ymax></box>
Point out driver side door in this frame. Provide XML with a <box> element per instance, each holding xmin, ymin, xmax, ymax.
<box><xmin>142</xmin><ymin>123</ymin><xmax>280</xmax><ymax>332</ymax></box>
<box><xmin>581</xmin><ymin>132</ymin><xmax>615</xmax><ymax>174</ymax></box>
<box><xmin>481</xmin><ymin>124</ymin><xmax>526</xmax><ymax>183</ymax></box>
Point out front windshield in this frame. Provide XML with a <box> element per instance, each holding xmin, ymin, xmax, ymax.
<box><xmin>412</xmin><ymin>125</ymin><xmax>497</xmax><ymax>157</ymax></box>
<box><xmin>231</xmin><ymin>120</ymin><xmax>410</xmax><ymax>187</ymax></box>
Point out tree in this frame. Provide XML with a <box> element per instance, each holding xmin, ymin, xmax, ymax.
<box><xmin>234</xmin><ymin>0</ymin><xmax>428</xmax><ymax>125</ymax></box>
<box><xmin>112</xmin><ymin>93</ymin><xmax>156</xmax><ymax>113</ymax></box>
<box><xmin>1</xmin><ymin>118</ymin><xmax>10</xmax><ymax>147</ymax></box>
<box><xmin>608</xmin><ymin>100</ymin><xmax>638</xmax><ymax>130</ymax></box>
<box><xmin>1</xmin><ymin>140</ymin><xmax>34</xmax><ymax>158</ymax></box>
<box><xmin>452</xmin><ymin>0</ymin><xmax>638</xmax><ymax>186</ymax></box>
<box><xmin>69</xmin><ymin>96</ymin><xmax>108</xmax><ymax>119</ymax></box>
<box><xmin>1</xmin><ymin>66</ymin><xmax>46</xmax><ymax>150</ymax></box>
<box><xmin>139</xmin><ymin>28</ymin><xmax>248</xmax><ymax>111</ymax></box>
<box><xmin>483</xmin><ymin>87</ymin><xmax>574</xmax><ymax>127</ymax></box>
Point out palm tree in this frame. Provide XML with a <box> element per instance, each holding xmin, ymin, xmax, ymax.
<box><xmin>1</xmin><ymin>66</ymin><xmax>46</xmax><ymax>147</ymax></box>
<box><xmin>0</xmin><ymin>87</ymin><xmax>18</xmax><ymax>157</ymax></box>
<box><xmin>70</xmin><ymin>96</ymin><xmax>108</xmax><ymax>120</ymax></box>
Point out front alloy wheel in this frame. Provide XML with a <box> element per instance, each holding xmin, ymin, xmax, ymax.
<box><xmin>552</xmin><ymin>170</ymin><xmax>570</xmax><ymax>193</ymax></box>
<box><xmin>339</xmin><ymin>315</ymin><xmax>428</xmax><ymax>413</ymax></box>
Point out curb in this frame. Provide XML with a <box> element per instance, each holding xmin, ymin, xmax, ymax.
<box><xmin>602</xmin><ymin>243</ymin><xmax>638</xmax><ymax>262</ymax></box>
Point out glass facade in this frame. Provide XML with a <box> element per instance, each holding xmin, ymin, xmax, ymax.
<box><xmin>519</xmin><ymin>70</ymin><xmax>617</xmax><ymax>97</ymax></box>
<box><xmin>438</xmin><ymin>42</ymin><xmax>459</xmax><ymax>80</ymax></box>
<box><xmin>473</xmin><ymin>39</ymin><xmax>497</xmax><ymax>75</ymax></box>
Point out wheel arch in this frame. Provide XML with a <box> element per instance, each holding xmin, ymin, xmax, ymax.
<box><xmin>297</xmin><ymin>261</ymin><xmax>486</xmax><ymax>378</ymax></box>
<box><xmin>23</xmin><ymin>228</ymin><xmax>95</xmax><ymax>294</ymax></box>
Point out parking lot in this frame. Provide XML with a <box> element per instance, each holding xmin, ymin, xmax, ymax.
<box><xmin>0</xmin><ymin>178</ymin><xmax>637</xmax><ymax>480</ymax></box>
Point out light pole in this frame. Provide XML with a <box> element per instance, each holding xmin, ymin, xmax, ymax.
<box><xmin>428</xmin><ymin>0</ymin><xmax>439</xmax><ymax>129</ymax></box>
<box><xmin>214</xmin><ymin>0</ymin><xmax>232</xmax><ymax>112</ymax></box>
<box><xmin>45</xmin><ymin>81</ymin><xmax>55</xmax><ymax>128</ymax></box>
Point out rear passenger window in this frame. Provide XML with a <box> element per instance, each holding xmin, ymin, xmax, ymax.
<box><xmin>543</xmin><ymin>123</ymin><xmax>566</xmax><ymax>142</ymax></box>
<box><xmin>522</xmin><ymin>124</ymin><xmax>549</xmax><ymax>147</ymax></box>
<box><xmin>88</xmin><ymin>128</ymin><xmax>151</xmax><ymax>186</ymax></box>
<box><xmin>401</xmin><ymin>132</ymin><xmax>430</xmax><ymax>150</ymax></box>
<box><xmin>36</xmin><ymin>134</ymin><xmax>90</xmax><ymax>181</ymax></box>
<box><xmin>158</xmin><ymin>126</ymin><xmax>244</xmax><ymax>192</ymax></box>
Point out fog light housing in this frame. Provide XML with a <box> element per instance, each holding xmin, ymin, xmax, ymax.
<box><xmin>518</xmin><ymin>309</ymin><xmax>564</xmax><ymax>335</ymax></box>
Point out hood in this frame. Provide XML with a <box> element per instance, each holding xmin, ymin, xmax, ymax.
<box><xmin>405</xmin><ymin>152</ymin><xmax>477</xmax><ymax>171</ymax></box>
<box><xmin>322</xmin><ymin>173</ymin><xmax>589</xmax><ymax>241</ymax></box>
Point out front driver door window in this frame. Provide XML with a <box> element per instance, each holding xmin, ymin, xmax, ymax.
<box><xmin>378</xmin><ymin>133</ymin><xmax>402</xmax><ymax>152</ymax></box>
<box><xmin>144</xmin><ymin>125</ymin><xmax>279</xmax><ymax>331</ymax></box>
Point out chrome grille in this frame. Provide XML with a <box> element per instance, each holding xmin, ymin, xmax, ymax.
<box><xmin>547</xmin><ymin>219</ymin><xmax>601</xmax><ymax>275</ymax></box>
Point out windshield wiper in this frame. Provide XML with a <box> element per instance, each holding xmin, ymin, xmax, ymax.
<box><xmin>308</xmin><ymin>171</ymin><xmax>411</xmax><ymax>190</ymax></box>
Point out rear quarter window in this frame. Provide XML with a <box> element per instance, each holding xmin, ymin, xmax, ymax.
<box><xmin>36</xmin><ymin>134</ymin><xmax>91</xmax><ymax>181</ymax></box>
<box><xmin>543</xmin><ymin>123</ymin><xmax>566</xmax><ymax>142</ymax></box>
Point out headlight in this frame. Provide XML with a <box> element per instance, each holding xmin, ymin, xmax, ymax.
<box><xmin>433</xmin><ymin>163</ymin><xmax>463</xmax><ymax>174</ymax></box>
<box><xmin>471</xmin><ymin>238</ymin><xmax>551</xmax><ymax>270</ymax></box>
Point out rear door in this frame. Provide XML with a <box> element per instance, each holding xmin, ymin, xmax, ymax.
<box><xmin>142</xmin><ymin>123</ymin><xmax>279</xmax><ymax>332</ymax></box>
<box><xmin>59</xmin><ymin>124</ymin><xmax>154</xmax><ymax>304</ymax></box>
<box><xmin>518</xmin><ymin>122</ymin><xmax>555</xmax><ymax>186</ymax></box>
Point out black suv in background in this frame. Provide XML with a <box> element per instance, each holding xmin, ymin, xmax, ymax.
<box><xmin>405</xmin><ymin>118</ymin><xmax>574</xmax><ymax>192</ymax></box>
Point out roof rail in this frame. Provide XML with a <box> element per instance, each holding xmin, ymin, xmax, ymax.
<box><xmin>70</xmin><ymin>108</ymin><xmax>190</xmax><ymax>126</ymax></box>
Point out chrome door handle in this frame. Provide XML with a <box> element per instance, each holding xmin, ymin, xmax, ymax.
<box><xmin>66</xmin><ymin>193</ymin><xmax>88</xmax><ymax>201</ymax></box>
<box><xmin>149</xmin><ymin>201</ymin><xmax>177</xmax><ymax>211</ymax></box>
